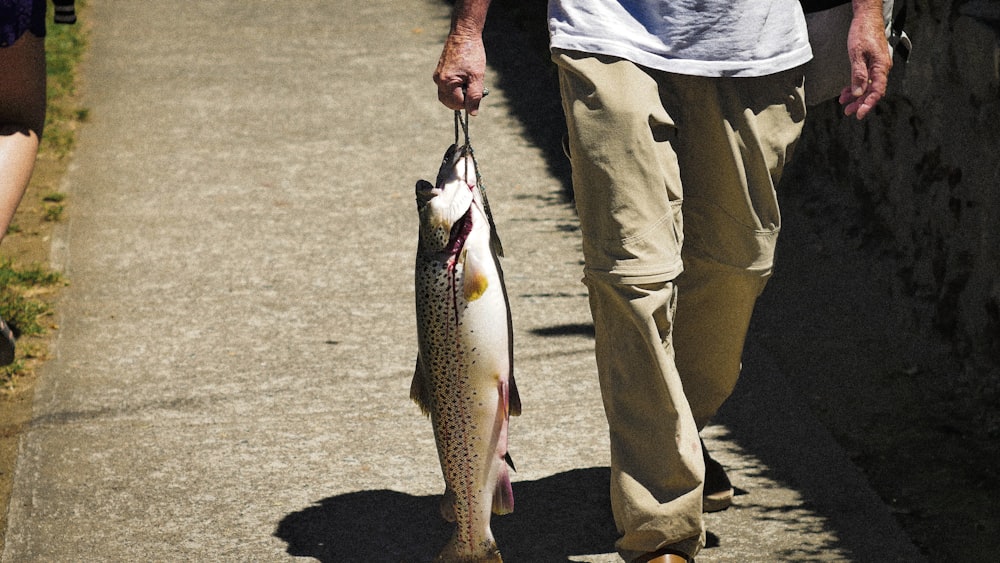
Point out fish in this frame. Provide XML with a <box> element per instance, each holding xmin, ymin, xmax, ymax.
<box><xmin>411</xmin><ymin>143</ymin><xmax>520</xmax><ymax>562</ymax></box>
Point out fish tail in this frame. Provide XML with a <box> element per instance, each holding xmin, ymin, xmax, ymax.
<box><xmin>435</xmin><ymin>538</ymin><xmax>503</xmax><ymax>563</ymax></box>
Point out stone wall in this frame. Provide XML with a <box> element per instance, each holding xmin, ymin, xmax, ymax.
<box><xmin>794</xmin><ymin>0</ymin><xmax>1000</xmax><ymax>385</ymax></box>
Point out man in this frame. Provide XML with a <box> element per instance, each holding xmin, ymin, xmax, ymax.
<box><xmin>434</xmin><ymin>1</ymin><xmax>891</xmax><ymax>561</ymax></box>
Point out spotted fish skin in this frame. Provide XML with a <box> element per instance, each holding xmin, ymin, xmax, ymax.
<box><xmin>412</xmin><ymin>144</ymin><xmax>520</xmax><ymax>562</ymax></box>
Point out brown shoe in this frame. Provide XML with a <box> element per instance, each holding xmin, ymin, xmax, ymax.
<box><xmin>702</xmin><ymin>439</ymin><xmax>734</xmax><ymax>512</ymax></box>
<box><xmin>632</xmin><ymin>547</ymin><xmax>691</xmax><ymax>562</ymax></box>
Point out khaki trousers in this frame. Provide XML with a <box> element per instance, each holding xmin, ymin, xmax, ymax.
<box><xmin>553</xmin><ymin>49</ymin><xmax>806</xmax><ymax>560</ymax></box>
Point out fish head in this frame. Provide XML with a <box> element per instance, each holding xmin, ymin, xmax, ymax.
<box><xmin>416</xmin><ymin>144</ymin><xmax>477</xmax><ymax>253</ymax></box>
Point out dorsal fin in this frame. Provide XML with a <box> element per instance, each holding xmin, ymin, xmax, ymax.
<box><xmin>468</xmin><ymin>150</ymin><xmax>504</xmax><ymax>257</ymax></box>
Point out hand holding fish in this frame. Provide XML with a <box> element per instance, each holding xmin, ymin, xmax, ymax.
<box><xmin>433</xmin><ymin>0</ymin><xmax>491</xmax><ymax>115</ymax></box>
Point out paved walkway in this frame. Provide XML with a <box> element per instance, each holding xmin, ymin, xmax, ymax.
<box><xmin>3</xmin><ymin>1</ymin><xmax>924</xmax><ymax>561</ymax></box>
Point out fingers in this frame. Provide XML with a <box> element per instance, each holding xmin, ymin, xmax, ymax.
<box><xmin>841</xmin><ymin>53</ymin><xmax>891</xmax><ymax>120</ymax></box>
<box><xmin>462</xmin><ymin>83</ymin><xmax>486</xmax><ymax>115</ymax></box>
<box><xmin>839</xmin><ymin>82</ymin><xmax>883</xmax><ymax>120</ymax></box>
<box><xmin>435</xmin><ymin>79</ymin><xmax>485</xmax><ymax>115</ymax></box>
<box><xmin>436</xmin><ymin>81</ymin><xmax>466</xmax><ymax>112</ymax></box>
<box><xmin>849</xmin><ymin>59</ymin><xmax>871</xmax><ymax>99</ymax></box>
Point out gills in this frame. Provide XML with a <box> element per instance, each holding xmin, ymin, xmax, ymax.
<box><xmin>412</xmin><ymin>144</ymin><xmax>520</xmax><ymax>562</ymax></box>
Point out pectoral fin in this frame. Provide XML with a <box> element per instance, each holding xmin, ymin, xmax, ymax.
<box><xmin>462</xmin><ymin>247</ymin><xmax>491</xmax><ymax>302</ymax></box>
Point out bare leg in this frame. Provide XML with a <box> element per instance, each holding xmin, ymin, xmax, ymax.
<box><xmin>0</xmin><ymin>32</ymin><xmax>47</xmax><ymax>243</ymax></box>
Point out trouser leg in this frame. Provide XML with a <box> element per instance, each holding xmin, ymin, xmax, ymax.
<box><xmin>673</xmin><ymin>253</ymin><xmax>771</xmax><ymax>429</ymax></box>
<box><xmin>587</xmin><ymin>276</ymin><xmax>705</xmax><ymax>560</ymax></box>
<box><xmin>670</xmin><ymin>69</ymin><xmax>807</xmax><ymax>429</ymax></box>
<box><xmin>555</xmin><ymin>50</ymin><xmax>704</xmax><ymax>560</ymax></box>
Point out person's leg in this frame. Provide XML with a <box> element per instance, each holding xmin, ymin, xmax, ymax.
<box><xmin>586</xmin><ymin>278</ymin><xmax>704</xmax><ymax>560</ymax></box>
<box><xmin>670</xmin><ymin>69</ymin><xmax>807</xmax><ymax>430</ymax></box>
<box><xmin>554</xmin><ymin>50</ymin><xmax>703</xmax><ymax>562</ymax></box>
<box><xmin>0</xmin><ymin>31</ymin><xmax>47</xmax><ymax>366</ymax></box>
<box><xmin>0</xmin><ymin>32</ymin><xmax>47</xmax><ymax>243</ymax></box>
<box><xmin>669</xmin><ymin>70</ymin><xmax>806</xmax><ymax>512</ymax></box>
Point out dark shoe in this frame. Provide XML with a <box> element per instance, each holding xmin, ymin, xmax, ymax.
<box><xmin>1</xmin><ymin>317</ymin><xmax>15</xmax><ymax>367</ymax></box>
<box><xmin>702</xmin><ymin>439</ymin><xmax>733</xmax><ymax>513</ymax></box>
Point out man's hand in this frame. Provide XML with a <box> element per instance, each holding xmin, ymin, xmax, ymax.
<box><xmin>433</xmin><ymin>32</ymin><xmax>487</xmax><ymax>115</ymax></box>
<box><xmin>839</xmin><ymin>0</ymin><xmax>893</xmax><ymax>120</ymax></box>
<box><xmin>433</xmin><ymin>0</ymin><xmax>492</xmax><ymax>115</ymax></box>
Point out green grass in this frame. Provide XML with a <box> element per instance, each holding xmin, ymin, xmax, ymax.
<box><xmin>0</xmin><ymin>260</ymin><xmax>62</xmax><ymax>287</ymax></box>
<box><xmin>42</xmin><ymin>1</ymin><xmax>89</xmax><ymax>158</ymax></box>
<box><xmin>1</xmin><ymin>260</ymin><xmax>63</xmax><ymax>384</ymax></box>
<box><xmin>0</xmin><ymin>259</ymin><xmax>64</xmax><ymax>335</ymax></box>
<box><xmin>43</xmin><ymin>204</ymin><xmax>65</xmax><ymax>222</ymax></box>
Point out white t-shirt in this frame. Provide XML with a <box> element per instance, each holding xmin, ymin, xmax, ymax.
<box><xmin>549</xmin><ymin>0</ymin><xmax>812</xmax><ymax>77</ymax></box>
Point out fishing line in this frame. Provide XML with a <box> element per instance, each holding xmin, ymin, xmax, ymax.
<box><xmin>452</xmin><ymin>88</ymin><xmax>503</xmax><ymax>256</ymax></box>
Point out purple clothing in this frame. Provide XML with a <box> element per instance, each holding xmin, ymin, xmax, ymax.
<box><xmin>0</xmin><ymin>0</ymin><xmax>47</xmax><ymax>47</ymax></box>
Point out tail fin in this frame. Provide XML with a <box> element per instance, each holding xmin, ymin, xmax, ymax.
<box><xmin>437</xmin><ymin>536</ymin><xmax>502</xmax><ymax>563</ymax></box>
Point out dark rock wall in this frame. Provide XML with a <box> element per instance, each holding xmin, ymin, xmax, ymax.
<box><xmin>793</xmin><ymin>0</ymin><xmax>1000</xmax><ymax>389</ymax></box>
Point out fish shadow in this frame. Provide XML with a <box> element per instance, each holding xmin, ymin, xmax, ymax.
<box><xmin>274</xmin><ymin>467</ymin><xmax>619</xmax><ymax>562</ymax></box>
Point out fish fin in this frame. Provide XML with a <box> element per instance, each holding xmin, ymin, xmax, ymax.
<box><xmin>410</xmin><ymin>355</ymin><xmax>431</xmax><ymax>416</ymax></box>
<box><xmin>508</xmin><ymin>373</ymin><xmax>522</xmax><ymax>417</ymax></box>
<box><xmin>505</xmin><ymin>452</ymin><xmax>517</xmax><ymax>472</ymax></box>
<box><xmin>489</xmin><ymin>227</ymin><xmax>504</xmax><ymax>259</ymax></box>
<box><xmin>462</xmin><ymin>247</ymin><xmax>490</xmax><ymax>302</ymax></box>
<box><xmin>492</xmin><ymin>462</ymin><xmax>515</xmax><ymax>515</ymax></box>
<box><xmin>471</xmin><ymin>156</ymin><xmax>504</xmax><ymax>258</ymax></box>
<box><xmin>439</xmin><ymin>487</ymin><xmax>457</xmax><ymax>523</ymax></box>
<box><xmin>415</xmin><ymin>179</ymin><xmax>435</xmax><ymax>210</ymax></box>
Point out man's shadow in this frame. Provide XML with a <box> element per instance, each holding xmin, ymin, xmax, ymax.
<box><xmin>275</xmin><ymin>467</ymin><xmax>617</xmax><ymax>562</ymax></box>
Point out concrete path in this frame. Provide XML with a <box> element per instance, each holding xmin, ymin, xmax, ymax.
<box><xmin>3</xmin><ymin>1</ymin><xmax>924</xmax><ymax>561</ymax></box>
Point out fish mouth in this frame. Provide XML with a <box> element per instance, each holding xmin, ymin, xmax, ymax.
<box><xmin>435</xmin><ymin>144</ymin><xmax>472</xmax><ymax>187</ymax></box>
<box><xmin>417</xmin><ymin>143</ymin><xmax>479</xmax><ymax>253</ymax></box>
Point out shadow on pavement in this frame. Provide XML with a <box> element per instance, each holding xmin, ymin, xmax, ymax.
<box><xmin>275</xmin><ymin>467</ymin><xmax>618</xmax><ymax>562</ymax></box>
<box><xmin>274</xmin><ymin>330</ymin><xmax>898</xmax><ymax>561</ymax></box>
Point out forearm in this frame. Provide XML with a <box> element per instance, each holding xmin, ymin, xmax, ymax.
<box><xmin>450</xmin><ymin>0</ymin><xmax>492</xmax><ymax>38</ymax></box>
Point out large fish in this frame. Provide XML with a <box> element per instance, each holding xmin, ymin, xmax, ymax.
<box><xmin>412</xmin><ymin>143</ymin><xmax>520</xmax><ymax>562</ymax></box>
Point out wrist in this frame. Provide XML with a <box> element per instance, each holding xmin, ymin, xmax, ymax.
<box><xmin>449</xmin><ymin>0</ymin><xmax>491</xmax><ymax>36</ymax></box>
<box><xmin>851</xmin><ymin>0</ymin><xmax>883</xmax><ymax>18</ymax></box>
